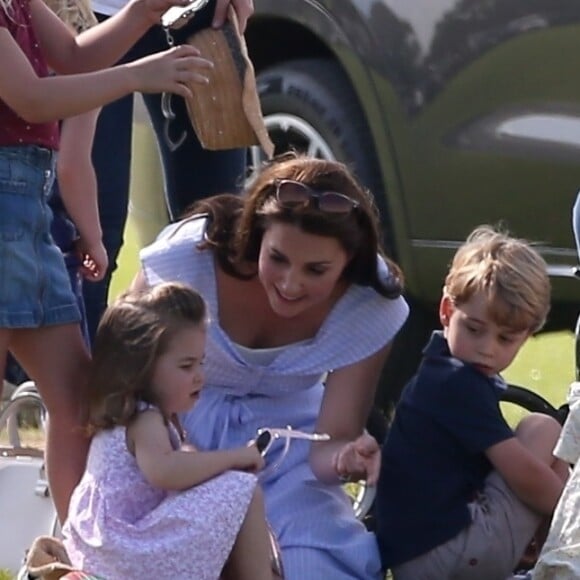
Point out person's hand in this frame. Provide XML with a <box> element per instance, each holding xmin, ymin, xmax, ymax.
<box><xmin>332</xmin><ymin>432</ymin><xmax>381</xmax><ymax>486</ymax></box>
<box><xmin>212</xmin><ymin>0</ymin><xmax>254</xmax><ymax>33</ymax></box>
<box><xmin>127</xmin><ymin>44</ymin><xmax>213</xmax><ymax>98</ymax></box>
<box><xmin>76</xmin><ymin>238</ymin><xmax>108</xmax><ymax>282</ymax></box>
<box><xmin>234</xmin><ymin>442</ymin><xmax>265</xmax><ymax>473</ymax></box>
<box><xmin>129</xmin><ymin>0</ymin><xmax>193</xmax><ymax>26</ymax></box>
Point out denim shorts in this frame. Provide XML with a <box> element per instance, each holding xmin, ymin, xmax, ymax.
<box><xmin>0</xmin><ymin>145</ymin><xmax>81</xmax><ymax>328</ymax></box>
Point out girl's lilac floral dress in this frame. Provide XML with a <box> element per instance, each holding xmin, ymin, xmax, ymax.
<box><xmin>62</xmin><ymin>408</ymin><xmax>257</xmax><ymax>580</ymax></box>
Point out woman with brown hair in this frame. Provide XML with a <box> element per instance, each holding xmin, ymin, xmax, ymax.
<box><xmin>133</xmin><ymin>153</ymin><xmax>410</xmax><ymax>579</ymax></box>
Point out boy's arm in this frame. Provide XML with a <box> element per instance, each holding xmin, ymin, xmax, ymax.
<box><xmin>57</xmin><ymin>109</ymin><xmax>108</xmax><ymax>280</ymax></box>
<box><xmin>486</xmin><ymin>437</ymin><xmax>565</xmax><ymax>515</ymax></box>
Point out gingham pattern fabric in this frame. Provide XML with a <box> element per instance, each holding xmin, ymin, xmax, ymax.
<box><xmin>141</xmin><ymin>215</ymin><xmax>409</xmax><ymax>579</ymax></box>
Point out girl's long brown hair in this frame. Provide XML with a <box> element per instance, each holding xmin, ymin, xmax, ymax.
<box><xmin>86</xmin><ymin>282</ymin><xmax>207</xmax><ymax>433</ymax></box>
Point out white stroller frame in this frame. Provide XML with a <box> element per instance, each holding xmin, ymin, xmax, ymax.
<box><xmin>0</xmin><ymin>381</ymin><xmax>59</xmax><ymax>575</ymax></box>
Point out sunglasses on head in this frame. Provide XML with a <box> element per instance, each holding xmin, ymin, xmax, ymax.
<box><xmin>273</xmin><ymin>179</ymin><xmax>359</xmax><ymax>214</ymax></box>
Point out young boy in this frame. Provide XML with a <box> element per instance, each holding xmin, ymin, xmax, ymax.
<box><xmin>376</xmin><ymin>225</ymin><xmax>568</xmax><ymax>580</ymax></box>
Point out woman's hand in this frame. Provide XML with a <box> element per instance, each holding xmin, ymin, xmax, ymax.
<box><xmin>212</xmin><ymin>0</ymin><xmax>254</xmax><ymax>33</ymax></box>
<box><xmin>332</xmin><ymin>432</ymin><xmax>381</xmax><ymax>486</ymax></box>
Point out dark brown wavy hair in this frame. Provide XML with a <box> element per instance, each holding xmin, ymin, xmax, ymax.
<box><xmin>190</xmin><ymin>153</ymin><xmax>403</xmax><ymax>298</ymax></box>
<box><xmin>86</xmin><ymin>282</ymin><xmax>207</xmax><ymax>434</ymax></box>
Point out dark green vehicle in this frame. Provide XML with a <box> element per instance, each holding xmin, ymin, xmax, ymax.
<box><xmin>133</xmin><ymin>0</ymin><xmax>580</xmax><ymax>407</ymax></box>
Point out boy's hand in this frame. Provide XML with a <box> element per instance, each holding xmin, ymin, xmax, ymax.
<box><xmin>127</xmin><ymin>44</ymin><xmax>213</xmax><ymax>97</ymax></box>
<box><xmin>333</xmin><ymin>432</ymin><xmax>381</xmax><ymax>486</ymax></box>
<box><xmin>212</xmin><ymin>0</ymin><xmax>253</xmax><ymax>33</ymax></box>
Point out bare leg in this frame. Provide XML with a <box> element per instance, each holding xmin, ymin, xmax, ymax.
<box><xmin>11</xmin><ymin>324</ymin><xmax>91</xmax><ymax>523</ymax></box>
<box><xmin>221</xmin><ymin>486</ymin><xmax>275</xmax><ymax>580</ymax></box>
<box><xmin>514</xmin><ymin>413</ymin><xmax>569</xmax><ymax>565</ymax></box>
<box><xmin>515</xmin><ymin>413</ymin><xmax>569</xmax><ymax>482</ymax></box>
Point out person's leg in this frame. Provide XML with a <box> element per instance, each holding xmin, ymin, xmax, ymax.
<box><xmin>221</xmin><ymin>486</ymin><xmax>274</xmax><ymax>580</ymax></box>
<box><xmin>142</xmin><ymin>91</ymin><xmax>247</xmax><ymax>220</ymax></box>
<box><xmin>514</xmin><ymin>413</ymin><xmax>569</xmax><ymax>565</ymax></box>
<box><xmin>515</xmin><ymin>413</ymin><xmax>569</xmax><ymax>481</ymax></box>
<box><xmin>10</xmin><ymin>324</ymin><xmax>91</xmax><ymax>523</ymax></box>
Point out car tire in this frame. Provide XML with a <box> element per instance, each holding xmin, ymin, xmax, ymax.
<box><xmin>255</xmin><ymin>58</ymin><xmax>387</xmax><ymax>219</ymax></box>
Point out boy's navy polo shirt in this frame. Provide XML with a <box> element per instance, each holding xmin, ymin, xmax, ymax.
<box><xmin>376</xmin><ymin>331</ymin><xmax>514</xmax><ymax>570</ymax></box>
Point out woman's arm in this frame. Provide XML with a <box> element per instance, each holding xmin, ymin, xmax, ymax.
<box><xmin>129</xmin><ymin>410</ymin><xmax>264</xmax><ymax>490</ymax></box>
<box><xmin>0</xmin><ymin>30</ymin><xmax>210</xmax><ymax>122</ymax></box>
<box><xmin>31</xmin><ymin>0</ymin><xmax>187</xmax><ymax>74</ymax></box>
<box><xmin>57</xmin><ymin>110</ymin><xmax>108</xmax><ymax>281</ymax></box>
<box><xmin>309</xmin><ymin>342</ymin><xmax>392</xmax><ymax>486</ymax></box>
<box><xmin>130</xmin><ymin>270</ymin><xmax>149</xmax><ymax>292</ymax></box>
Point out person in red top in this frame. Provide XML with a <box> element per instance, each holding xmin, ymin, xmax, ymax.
<box><xmin>0</xmin><ymin>0</ymin><xmax>214</xmax><ymax>522</ymax></box>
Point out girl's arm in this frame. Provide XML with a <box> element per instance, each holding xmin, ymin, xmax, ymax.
<box><xmin>57</xmin><ymin>110</ymin><xmax>108</xmax><ymax>281</ymax></box>
<box><xmin>31</xmin><ymin>0</ymin><xmax>187</xmax><ymax>74</ymax></box>
<box><xmin>128</xmin><ymin>410</ymin><xmax>264</xmax><ymax>491</ymax></box>
<box><xmin>309</xmin><ymin>343</ymin><xmax>392</xmax><ymax>486</ymax></box>
<box><xmin>0</xmin><ymin>31</ymin><xmax>211</xmax><ymax>122</ymax></box>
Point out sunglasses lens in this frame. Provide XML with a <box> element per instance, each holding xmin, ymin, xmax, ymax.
<box><xmin>256</xmin><ymin>430</ymin><xmax>272</xmax><ymax>456</ymax></box>
<box><xmin>276</xmin><ymin>181</ymin><xmax>310</xmax><ymax>207</ymax></box>
<box><xmin>318</xmin><ymin>193</ymin><xmax>357</xmax><ymax>213</ymax></box>
<box><xmin>275</xmin><ymin>180</ymin><xmax>357</xmax><ymax>214</ymax></box>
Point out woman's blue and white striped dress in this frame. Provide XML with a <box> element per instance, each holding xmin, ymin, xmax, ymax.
<box><xmin>141</xmin><ymin>216</ymin><xmax>409</xmax><ymax>579</ymax></box>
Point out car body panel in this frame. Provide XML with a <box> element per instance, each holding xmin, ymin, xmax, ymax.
<box><xmin>249</xmin><ymin>0</ymin><xmax>580</xmax><ymax>309</ymax></box>
<box><xmin>130</xmin><ymin>0</ymin><xmax>580</xmax><ymax>320</ymax></box>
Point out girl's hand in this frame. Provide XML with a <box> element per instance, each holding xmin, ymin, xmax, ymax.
<box><xmin>212</xmin><ymin>0</ymin><xmax>254</xmax><ymax>33</ymax></box>
<box><xmin>332</xmin><ymin>432</ymin><xmax>381</xmax><ymax>486</ymax></box>
<box><xmin>234</xmin><ymin>443</ymin><xmax>265</xmax><ymax>473</ymax></box>
<box><xmin>76</xmin><ymin>238</ymin><xmax>108</xmax><ymax>282</ymax></box>
<box><xmin>127</xmin><ymin>44</ymin><xmax>213</xmax><ymax>98</ymax></box>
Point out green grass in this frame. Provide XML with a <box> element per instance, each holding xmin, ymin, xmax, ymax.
<box><xmin>502</xmin><ymin>330</ymin><xmax>575</xmax><ymax>425</ymax></box>
<box><xmin>108</xmin><ymin>214</ymin><xmax>141</xmax><ymax>301</ymax></box>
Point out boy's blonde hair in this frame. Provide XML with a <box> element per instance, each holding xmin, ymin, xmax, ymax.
<box><xmin>44</xmin><ymin>0</ymin><xmax>97</xmax><ymax>32</ymax></box>
<box><xmin>444</xmin><ymin>225</ymin><xmax>550</xmax><ymax>333</ymax></box>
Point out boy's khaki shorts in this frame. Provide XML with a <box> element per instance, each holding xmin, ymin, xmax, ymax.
<box><xmin>392</xmin><ymin>472</ymin><xmax>541</xmax><ymax>580</ymax></box>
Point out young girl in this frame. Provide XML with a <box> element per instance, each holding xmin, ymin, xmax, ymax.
<box><xmin>4</xmin><ymin>0</ymin><xmax>101</xmax><ymax>385</ymax></box>
<box><xmin>0</xmin><ymin>0</ymin><xmax>213</xmax><ymax>521</ymax></box>
<box><xmin>62</xmin><ymin>282</ymin><xmax>274</xmax><ymax>580</ymax></box>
